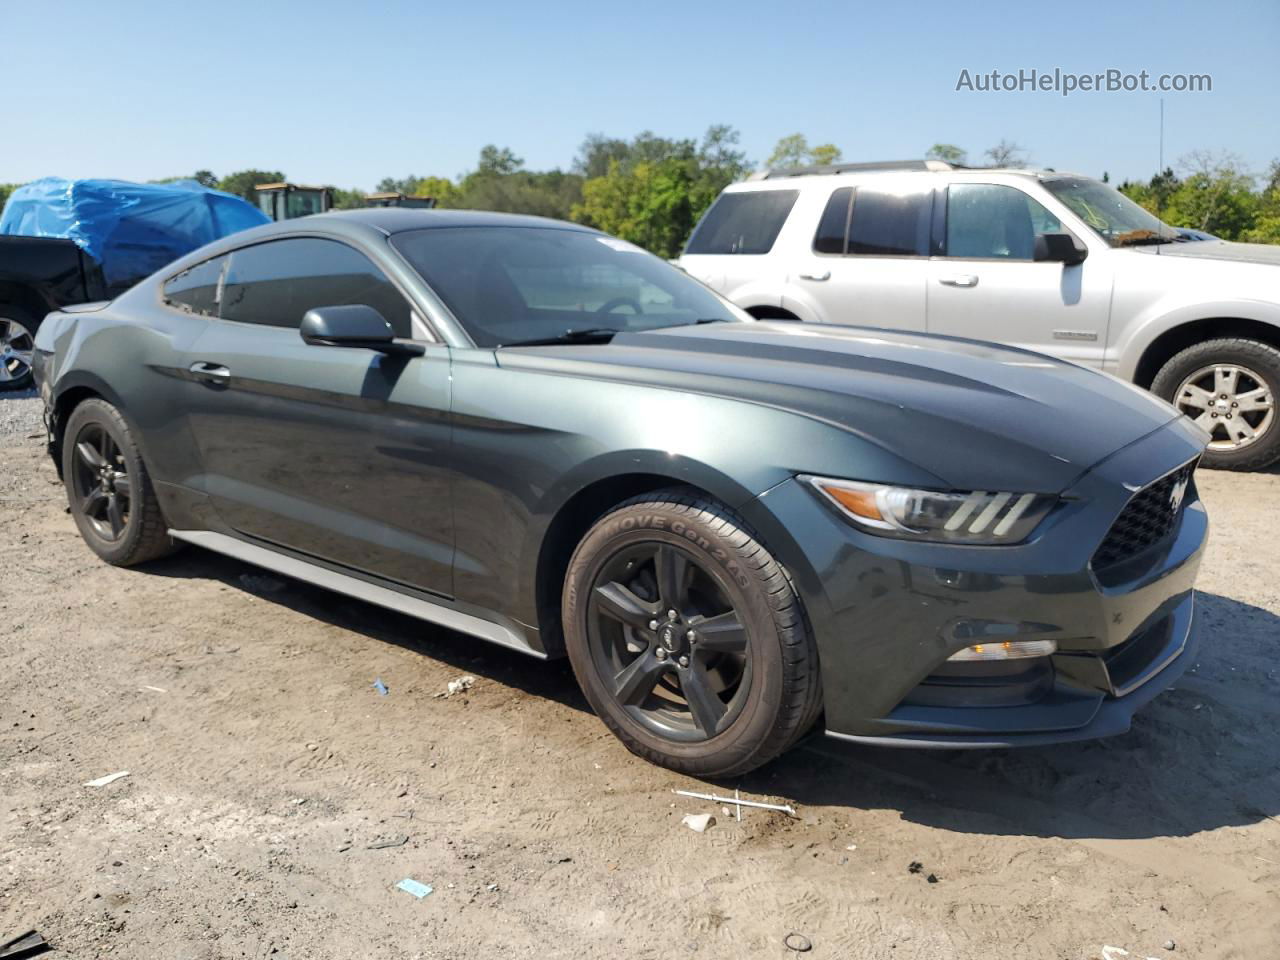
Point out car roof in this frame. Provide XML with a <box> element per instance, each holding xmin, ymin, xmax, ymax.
<box><xmin>724</xmin><ymin>166</ymin><xmax>1085</xmax><ymax>193</ymax></box>
<box><xmin>299</xmin><ymin>208</ymin><xmax>598</xmax><ymax>235</ymax></box>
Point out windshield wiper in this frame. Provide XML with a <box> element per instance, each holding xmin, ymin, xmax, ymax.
<box><xmin>498</xmin><ymin>328</ymin><xmax>620</xmax><ymax>347</ymax></box>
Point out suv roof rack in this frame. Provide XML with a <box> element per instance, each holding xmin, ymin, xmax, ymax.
<box><xmin>748</xmin><ymin>159</ymin><xmax>960</xmax><ymax>180</ymax></box>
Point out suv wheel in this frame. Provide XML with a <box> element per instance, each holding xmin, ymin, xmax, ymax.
<box><xmin>562</xmin><ymin>489</ymin><xmax>821</xmax><ymax>777</ymax></box>
<box><xmin>1152</xmin><ymin>338</ymin><xmax>1280</xmax><ymax>471</ymax></box>
<box><xmin>0</xmin><ymin>309</ymin><xmax>37</xmax><ymax>392</ymax></box>
<box><xmin>62</xmin><ymin>398</ymin><xmax>179</xmax><ymax>566</ymax></box>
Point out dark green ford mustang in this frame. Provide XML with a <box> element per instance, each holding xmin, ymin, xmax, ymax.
<box><xmin>33</xmin><ymin>210</ymin><xmax>1209</xmax><ymax>775</ymax></box>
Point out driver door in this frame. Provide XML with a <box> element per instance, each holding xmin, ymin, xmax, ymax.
<box><xmin>184</xmin><ymin>236</ymin><xmax>456</xmax><ymax>596</ymax></box>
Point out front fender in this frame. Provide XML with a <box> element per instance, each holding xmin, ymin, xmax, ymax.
<box><xmin>1112</xmin><ymin>297</ymin><xmax>1280</xmax><ymax>381</ymax></box>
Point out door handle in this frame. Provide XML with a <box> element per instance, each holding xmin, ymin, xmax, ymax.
<box><xmin>939</xmin><ymin>274</ymin><xmax>979</xmax><ymax>287</ymax></box>
<box><xmin>798</xmin><ymin>270</ymin><xmax>830</xmax><ymax>282</ymax></box>
<box><xmin>189</xmin><ymin>361</ymin><xmax>231</xmax><ymax>385</ymax></box>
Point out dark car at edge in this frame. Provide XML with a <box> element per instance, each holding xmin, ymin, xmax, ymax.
<box><xmin>32</xmin><ymin>209</ymin><xmax>1209</xmax><ymax>775</ymax></box>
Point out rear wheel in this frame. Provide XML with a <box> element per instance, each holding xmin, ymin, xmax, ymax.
<box><xmin>563</xmin><ymin>489</ymin><xmax>821</xmax><ymax>777</ymax></box>
<box><xmin>0</xmin><ymin>309</ymin><xmax>37</xmax><ymax>391</ymax></box>
<box><xmin>1152</xmin><ymin>338</ymin><xmax>1279</xmax><ymax>470</ymax></box>
<box><xmin>62</xmin><ymin>399</ymin><xmax>178</xmax><ymax>566</ymax></box>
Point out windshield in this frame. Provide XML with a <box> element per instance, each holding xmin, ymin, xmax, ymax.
<box><xmin>1042</xmin><ymin>176</ymin><xmax>1179</xmax><ymax>247</ymax></box>
<box><xmin>391</xmin><ymin>227</ymin><xmax>744</xmax><ymax>347</ymax></box>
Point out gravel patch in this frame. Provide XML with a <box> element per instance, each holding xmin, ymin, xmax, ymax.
<box><xmin>0</xmin><ymin>387</ymin><xmax>43</xmax><ymax>440</ymax></box>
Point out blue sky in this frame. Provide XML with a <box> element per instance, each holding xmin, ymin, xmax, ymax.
<box><xmin>5</xmin><ymin>0</ymin><xmax>1277</xmax><ymax>188</ymax></box>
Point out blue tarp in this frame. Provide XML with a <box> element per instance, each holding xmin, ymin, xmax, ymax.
<box><xmin>0</xmin><ymin>177</ymin><xmax>270</xmax><ymax>287</ymax></box>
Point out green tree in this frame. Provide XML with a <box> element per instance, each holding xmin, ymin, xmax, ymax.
<box><xmin>575</xmin><ymin>134</ymin><xmax>632</xmax><ymax>179</ymax></box>
<box><xmin>809</xmin><ymin>143</ymin><xmax>843</xmax><ymax>166</ymax></box>
<box><xmin>217</xmin><ymin>169</ymin><xmax>285</xmax><ymax>203</ymax></box>
<box><xmin>413</xmin><ymin>176</ymin><xmax>457</xmax><ymax>207</ymax></box>
<box><xmin>1161</xmin><ymin>151</ymin><xmax>1258</xmax><ymax>238</ymax></box>
<box><xmin>984</xmin><ymin>139</ymin><xmax>1028</xmax><ymax>168</ymax></box>
<box><xmin>193</xmin><ymin>170</ymin><xmax>218</xmax><ymax>189</ymax></box>
<box><xmin>330</xmin><ymin>187</ymin><xmax>368</xmax><ymax>210</ymax></box>
<box><xmin>571</xmin><ymin>125</ymin><xmax>749</xmax><ymax>258</ymax></box>
<box><xmin>927</xmin><ymin>143</ymin><xmax>968</xmax><ymax>165</ymax></box>
<box><xmin>0</xmin><ymin>182</ymin><xmax>21</xmax><ymax>215</ymax></box>
<box><xmin>376</xmin><ymin>175</ymin><xmax>423</xmax><ymax>194</ymax></box>
<box><xmin>766</xmin><ymin>133</ymin><xmax>843</xmax><ymax>170</ymax></box>
<box><xmin>1243</xmin><ymin>160</ymin><xmax>1280</xmax><ymax>244</ymax></box>
<box><xmin>476</xmin><ymin>145</ymin><xmax>523</xmax><ymax>176</ymax></box>
<box><xmin>767</xmin><ymin>133</ymin><xmax>810</xmax><ymax>169</ymax></box>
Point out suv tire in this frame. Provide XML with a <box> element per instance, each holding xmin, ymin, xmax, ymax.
<box><xmin>562</xmin><ymin>489</ymin><xmax>821</xmax><ymax>777</ymax></box>
<box><xmin>1151</xmin><ymin>338</ymin><xmax>1280</xmax><ymax>471</ymax></box>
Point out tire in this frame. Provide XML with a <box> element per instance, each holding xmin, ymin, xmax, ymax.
<box><xmin>1151</xmin><ymin>338</ymin><xmax>1280</xmax><ymax>471</ymax></box>
<box><xmin>0</xmin><ymin>307</ymin><xmax>38</xmax><ymax>392</ymax></box>
<box><xmin>562</xmin><ymin>488</ymin><xmax>821</xmax><ymax>777</ymax></box>
<box><xmin>62</xmin><ymin>398</ymin><xmax>178</xmax><ymax>566</ymax></box>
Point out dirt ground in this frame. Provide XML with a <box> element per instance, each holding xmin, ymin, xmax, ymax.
<box><xmin>3</xmin><ymin>392</ymin><xmax>1278</xmax><ymax>960</ymax></box>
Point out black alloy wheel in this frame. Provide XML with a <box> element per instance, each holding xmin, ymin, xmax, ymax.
<box><xmin>563</xmin><ymin>490</ymin><xmax>822</xmax><ymax>777</ymax></box>
<box><xmin>70</xmin><ymin>422</ymin><xmax>133</xmax><ymax>541</ymax></box>
<box><xmin>587</xmin><ymin>541</ymin><xmax>751</xmax><ymax>741</ymax></box>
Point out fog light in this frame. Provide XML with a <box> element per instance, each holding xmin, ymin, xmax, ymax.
<box><xmin>947</xmin><ymin>639</ymin><xmax>1058</xmax><ymax>662</ymax></box>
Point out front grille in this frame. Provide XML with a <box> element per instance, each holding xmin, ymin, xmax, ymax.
<box><xmin>1092</xmin><ymin>462</ymin><xmax>1195</xmax><ymax>573</ymax></box>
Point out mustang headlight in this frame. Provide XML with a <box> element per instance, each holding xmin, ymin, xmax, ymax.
<box><xmin>804</xmin><ymin>476</ymin><xmax>1055</xmax><ymax>544</ymax></box>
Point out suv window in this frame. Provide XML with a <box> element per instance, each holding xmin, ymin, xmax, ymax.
<box><xmin>811</xmin><ymin>186</ymin><xmax>931</xmax><ymax>257</ymax></box>
<box><xmin>685</xmin><ymin>190</ymin><xmax>798</xmax><ymax>255</ymax></box>
<box><xmin>813</xmin><ymin>188</ymin><xmax>853</xmax><ymax>254</ymax></box>
<box><xmin>220</xmin><ymin>238</ymin><xmax>413</xmax><ymax>335</ymax></box>
<box><xmin>945</xmin><ymin>184</ymin><xmax>1062</xmax><ymax>260</ymax></box>
<box><xmin>847</xmin><ymin>187</ymin><xmax>932</xmax><ymax>256</ymax></box>
<box><xmin>163</xmin><ymin>255</ymin><xmax>227</xmax><ymax>317</ymax></box>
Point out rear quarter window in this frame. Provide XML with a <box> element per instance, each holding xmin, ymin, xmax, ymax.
<box><xmin>162</xmin><ymin>255</ymin><xmax>226</xmax><ymax>317</ymax></box>
<box><xmin>684</xmin><ymin>190</ymin><xmax>798</xmax><ymax>255</ymax></box>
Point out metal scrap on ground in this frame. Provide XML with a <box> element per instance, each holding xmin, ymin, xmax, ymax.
<box><xmin>83</xmin><ymin>771</ymin><xmax>130</xmax><ymax>788</ymax></box>
<box><xmin>673</xmin><ymin>789</ymin><xmax>796</xmax><ymax>817</ymax></box>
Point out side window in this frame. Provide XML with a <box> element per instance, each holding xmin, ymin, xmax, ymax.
<box><xmin>685</xmin><ymin>190</ymin><xmax>799</xmax><ymax>255</ymax></box>
<box><xmin>945</xmin><ymin>184</ymin><xmax>1062</xmax><ymax>260</ymax></box>
<box><xmin>220</xmin><ymin>238</ymin><xmax>413</xmax><ymax>336</ymax></box>
<box><xmin>162</xmin><ymin>255</ymin><xmax>227</xmax><ymax>317</ymax></box>
<box><xmin>813</xmin><ymin>188</ymin><xmax>852</xmax><ymax>254</ymax></box>
<box><xmin>846</xmin><ymin>187</ymin><xmax>932</xmax><ymax>256</ymax></box>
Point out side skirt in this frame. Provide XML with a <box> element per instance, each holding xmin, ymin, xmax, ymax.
<box><xmin>167</xmin><ymin>528</ymin><xmax>547</xmax><ymax>660</ymax></box>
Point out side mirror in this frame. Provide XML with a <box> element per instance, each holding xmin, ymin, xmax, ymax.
<box><xmin>1034</xmin><ymin>232</ymin><xmax>1088</xmax><ymax>266</ymax></box>
<box><xmin>300</xmin><ymin>305</ymin><xmax>424</xmax><ymax>356</ymax></box>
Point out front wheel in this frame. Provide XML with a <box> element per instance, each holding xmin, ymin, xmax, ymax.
<box><xmin>563</xmin><ymin>490</ymin><xmax>821</xmax><ymax>777</ymax></box>
<box><xmin>1152</xmin><ymin>338</ymin><xmax>1279</xmax><ymax>471</ymax></box>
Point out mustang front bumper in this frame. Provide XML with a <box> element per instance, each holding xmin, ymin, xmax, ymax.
<box><xmin>745</xmin><ymin>417</ymin><xmax>1208</xmax><ymax>748</ymax></box>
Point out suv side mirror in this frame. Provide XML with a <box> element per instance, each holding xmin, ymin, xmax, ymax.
<box><xmin>300</xmin><ymin>305</ymin><xmax>424</xmax><ymax>356</ymax></box>
<box><xmin>1034</xmin><ymin>232</ymin><xmax>1088</xmax><ymax>267</ymax></box>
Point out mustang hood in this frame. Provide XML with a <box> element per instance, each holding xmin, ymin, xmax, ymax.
<box><xmin>504</xmin><ymin>322</ymin><xmax>1185</xmax><ymax>493</ymax></box>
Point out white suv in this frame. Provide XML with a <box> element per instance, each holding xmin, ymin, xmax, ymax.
<box><xmin>678</xmin><ymin>160</ymin><xmax>1280</xmax><ymax>470</ymax></box>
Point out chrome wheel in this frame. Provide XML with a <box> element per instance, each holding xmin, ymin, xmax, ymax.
<box><xmin>70</xmin><ymin>423</ymin><xmax>133</xmax><ymax>541</ymax></box>
<box><xmin>586</xmin><ymin>541</ymin><xmax>751</xmax><ymax>742</ymax></box>
<box><xmin>0</xmin><ymin>317</ymin><xmax>34</xmax><ymax>385</ymax></box>
<box><xmin>1175</xmin><ymin>363</ymin><xmax>1274</xmax><ymax>452</ymax></box>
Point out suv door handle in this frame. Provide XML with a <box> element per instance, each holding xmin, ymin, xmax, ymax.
<box><xmin>939</xmin><ymin>274</ymin><xmax>979</xmax><ymax>287</ymax></box>
<box><xmin>189</xmin><ymin>361</ymin><xmax>231</xmax><ymax>385</ymax></box>
<box><xmin>798</xmin><ymin>270</ymin><xmax>830</xmax><ymax>282</ymax></box>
